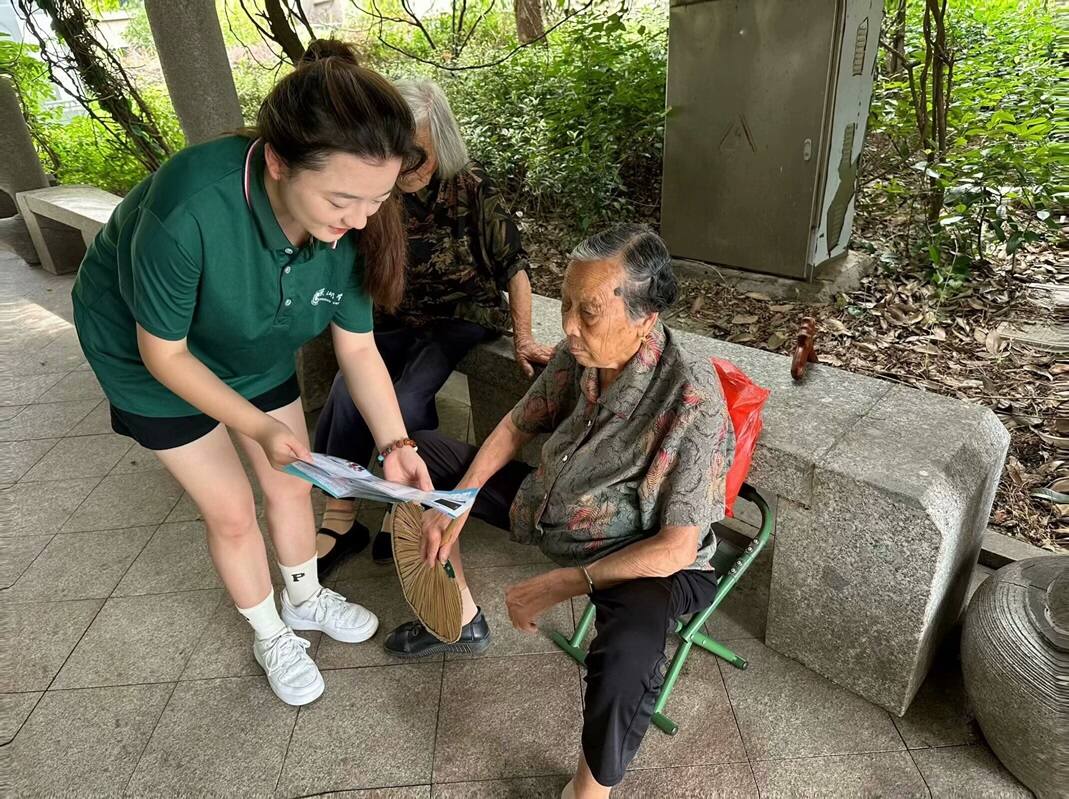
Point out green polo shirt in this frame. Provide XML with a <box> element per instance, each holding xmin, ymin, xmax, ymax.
<box><xmin>72</xmin><ymin>135</ymin><xmax>373</xmax><ymax>417</ymax></box>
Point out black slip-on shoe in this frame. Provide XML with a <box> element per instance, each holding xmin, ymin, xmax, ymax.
<box><xmin>372</xmin><ymin>528</ymin><xmax>393</xmax><ymax>564</ymax></box>
<box><xmin>383</xmin><ymin>609</ymin><xmax>492</xmax><ymax>658</ymax></box>
<box><xmin>316</xmin><ymin>519</ymin><xmax>370</xmax><ymax>578</ymax></box>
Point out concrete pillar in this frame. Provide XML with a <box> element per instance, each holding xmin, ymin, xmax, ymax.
<box><xmin>144</xmin><ymin>0</ymin><xmax>244</xmax><ymax>145</ymax></box>
<box><xmin>0</xmin><ymin>76</ymin><xmax>82</xmax><ymax>267</ymax></box>
<box><xmin>0</xmin><ymin>76</ymin><xmax>49</xmax><ymax>212</ymax></box>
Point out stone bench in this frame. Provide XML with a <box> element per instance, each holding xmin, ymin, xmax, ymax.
<box><xmin>457</xmin><ymin>293</ymin><xmax>1009</xmax><ymax>717</ymax></box>
<box><xmin>16</xmin><ymin>185</ymin><xmax>121</xmax><ymax>274</ymax></box>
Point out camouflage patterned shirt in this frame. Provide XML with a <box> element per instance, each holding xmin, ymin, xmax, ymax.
<box><xmin>384</xmin><ymin>161</ymin><xmax>527</xmax><ymax>332</ymax></box>
<box><xmin>507</xmin><ymin>322</ymin><xmax>735</xmax><ymax>570</ymax></box>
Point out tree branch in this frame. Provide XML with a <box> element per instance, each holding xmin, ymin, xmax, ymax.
<box><xmin>261</xmin><ymin>0</ymin><xmax>308</xmax><ymax>63</ymax></box>
<box><xmin>361</xmin><ymin>0</ymin><xmax>594</xmax><ymax>72</ymax></box>
<box><xmin>17</xmin><ymin>0</ymin><xmax>171</xmax><ymax>170</ymax></box>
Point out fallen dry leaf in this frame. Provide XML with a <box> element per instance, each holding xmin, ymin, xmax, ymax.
<box><xmin>766</xmin><ymin>332</ymin><xmax>787</xmax><ymax>349</ymax></box>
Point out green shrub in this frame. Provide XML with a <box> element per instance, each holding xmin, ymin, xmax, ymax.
<box><xmin>0</xmin><ymin>32</ymin><xmax>57</xmax><ymax>124</ymax></box>
<box><xmin>426</xmin><ymin>13</ymin><xmax>667</xmax><ymax>232</ymax></box>
<box><xmin>42</xmin><ymin>87</ymin><xmax>184</xmax><ymax>195</ymax></box>
<box><xmin>233</xmin><ymin>58</ymin><xmax>288</xmax><ymax>124</ymax></box>
<box><xmin>866</xmin><ymin>0</ymin><xmax>1063</xmax><ymax>286</ymax></box>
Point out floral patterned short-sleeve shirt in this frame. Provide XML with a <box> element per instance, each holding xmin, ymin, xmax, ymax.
<box><xmin>508</xmin><ymin>321</ymin><xmax>734</xmax><ymax>570</ymax></box>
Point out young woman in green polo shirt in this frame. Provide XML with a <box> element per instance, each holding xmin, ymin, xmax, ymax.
<box><xmin>72</xmin><ymin>40</ymin><xmax>431</xmax><ymax>706</ymax></box>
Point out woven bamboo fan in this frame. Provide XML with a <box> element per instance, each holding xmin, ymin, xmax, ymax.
<box><xmin>390</xmin><ymin>502</ymin><xmax>463</xmax><ymax>644</ymax></box>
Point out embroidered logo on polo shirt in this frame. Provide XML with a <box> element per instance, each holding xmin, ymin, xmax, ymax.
<box><xmin>311</xmin><ymin>288</ymin><xmax>344</xmax><ymax>306</ymax></box>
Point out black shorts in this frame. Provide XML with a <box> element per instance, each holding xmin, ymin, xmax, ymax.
<box><xmin>109</xmin><ymin>374</ymin><xmax>301</xmax><ymax>451</ymax></box>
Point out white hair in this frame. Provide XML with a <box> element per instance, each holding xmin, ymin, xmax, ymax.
<box><xmin>394</xmin><ymin>78</ymin><xmax>470</xmax><ymax>180</ymax></box>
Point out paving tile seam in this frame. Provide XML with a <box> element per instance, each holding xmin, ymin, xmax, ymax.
<box><xmin>713</xmin><ymin>647</ymin><xmax>762</xmax><ymax>792</ymax></box>
<box><xmin>0</xmin><ymin>692</ymin><xmax>45</xmax><ymax>749</ymax></box>
<box><xmin>2</xmin><ymin>397</ymin><xmax>98</xmax><ymax>433</ymax></box>
<box><xmin>715</xmin><ymin>654</ymin><xmax>755</xmax><ymax>762</ymax></box>
<box><xmin>903</xmin><ymin>742</ymin><xmax>990</xmax><ymax>752</ymax></box>
<box><xmin>174</xmin><ymin>589</ymin><xmax>229</xmax><ymax>683</ymax></box>
<box><xmin>0</xmin><ymin>370</ymin><xmax>71</xmax><ymax>407</ymax></box>
<box><xmin>14</xmin><ymin>472</ymin><xmax>106</xmax><ymax>532</ymax></box>
<box><xmin>271</xmin><ymin>680</ymin><xmax>304</xmax><ymax>795</ymax></box>
<box><xmin>96</xmin><ymin>586</ymin><xmax>227</xmax><ymax>602</ymax></box>
<box><xmin>2</xmin><ymin>531</ymin><xmax>57</xmax><ymax>588</ymax></box>
<box><xmin>904</xmin><ymin>746</ymin><xmax>937</xmax><ymax>799</ymax></box>
<box><xmin>747</xmin><ymin>745</ymin><xmax>916</xmax><ymax>764</ymax></box>
<box><xmin>3</xmin><ymin>519</ymin><xmax>153</xmax><ymax>539</ymax></box>
<box><xmin>0</xmin><ymin>595</ymin><xmax>110</xmax><ymax>609</ymax></box>
<box><xmin>28</xmin><ymin>673</ymin><xmax>286</xmax><ymax>693</ymax></box>
<box><xmin>121</xmin><ymin>680</ymin><xmax>180</xmax><ymax>797</ymax></box>
<box><xmin>6</xmin><ymin>437</ymin><xmax>62</xmax><ymax>483</ymax></box>
<box><xmin>426</xmin><ymin>637</ymin><xmax>449</xmax><ymax>792</ymax></box>
<box><xmin>19</xmin><ymin>436</ymin><xmax>137</xmax><ymax>483</ymax></box>
<box><xmin>625</xmin><ymin>760</ymin><xmax>753</xmax><ymax>773</ymax></box>
<box><xmin>106</xmin><ymin>583</ymin><xmax>228</xmax><ymax>602</ymax></box>
<box><xmin>428</xmin><ymin>769</ymin><xmax>575</xmax><ymax>787</ymax></box>
<box><xmin>314</xmin><ymin>658</ymin><xmax>449</xmax><ymax>675</ymax></box>
<box><xmin>1</xmin><ymin>524</ymin><xmax>161</xmax><ymax>605</ymax></box>
<box><xmin>17</xmin><ymin>469</ymin><xmax>114</xmax><ymax>485</ymax></box>
<box><xmin>62</xmin><ymin>463</ymin><xmax>187</xmax><ymax>532</ymax></box>
<box><xmin>13</xmin><ymin>593</ymin><xmax>110</xmax><ymax>740</ymax></box>
<box><xmin>439</xmin><ymin>650</ymin><xmax>583</xmax><ymax>665</ymax></box>
<box><xmin>285</xmin><ymin>782</ymin><xmax>432</xmax><ymax>799</ymax></box>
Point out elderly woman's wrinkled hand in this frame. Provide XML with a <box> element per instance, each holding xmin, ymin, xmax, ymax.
<box><xmin>505</xmin><ymin>570</ymin><xmax>575</xmax><ymax>633</ymax></box>
<box><xmin>513</xmin><ymin>336</ymin><xmax>555</xmax><ymax>378</ymax></box>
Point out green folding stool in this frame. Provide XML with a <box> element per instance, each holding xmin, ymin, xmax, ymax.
<box><xmin>549</xmin><ymin>483</ymin><xmax>774</xmax><ymax>736</ymax></box>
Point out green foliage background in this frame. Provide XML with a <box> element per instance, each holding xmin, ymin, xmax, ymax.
<box><xmin>4</xmin><ymin>0</ymin><xmax>1062</xmax><ymax>276</ymax></box>
<box><xmin>864</xmin><ymin>0</ymin><xmax>1064</xmax><ymax>289</ymax></box>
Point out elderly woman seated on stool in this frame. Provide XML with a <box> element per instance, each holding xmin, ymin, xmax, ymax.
<box><xmin>383</xmin><ymin>224</ymin><xmax>735</xmax><ymax>798</ymax></box>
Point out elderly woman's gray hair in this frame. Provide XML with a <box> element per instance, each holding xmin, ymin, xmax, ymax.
<box><xmin>393</xmin><ymin>78</ymin><xmax>469</xmax><ymax>180</ymax></box>
<box><xmin>570</xmin><ymin>224</ymin><xmax>678</xmax><ymax>320</ymax></box>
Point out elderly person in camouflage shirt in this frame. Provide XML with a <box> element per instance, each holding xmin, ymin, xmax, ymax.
<box><xmin>313</xmin><ymin>79</ymin><xmax>552</xmax><ymax>572</ymax></box>
<box><xmin>385</xmin><ymin>225</ymin><xmax>735</xmax><ymax>798</ymax></box>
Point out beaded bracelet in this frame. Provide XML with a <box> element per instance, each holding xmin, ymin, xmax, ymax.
<box><xmin>376</xmin><ymin>437</ymin><xmax>419</xmax><ymax>464</ymax></box>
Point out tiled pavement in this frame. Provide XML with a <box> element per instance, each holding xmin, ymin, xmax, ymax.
<box><xmin>1</xmin><ymin>251</ymin><xmax>1031</xmax><ymax>797</ymax></box>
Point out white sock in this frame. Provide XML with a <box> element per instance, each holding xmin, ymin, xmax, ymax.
<box><xmin>459</xmin><ymin>585</ymin><xmax>478</xmax><ymax>626</ymax></box>
<box><xmin>237</xmin><ymin>591</ymin><xmax>287</xmax><ymax>641</ymax></box>
<box><xmin>279</xmin><ymin>554</ymin><xmax>321</xmax><ymax>606</ymax></box>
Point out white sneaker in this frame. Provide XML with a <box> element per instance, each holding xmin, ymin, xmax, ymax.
<box><xmin>253</xmin><ymin>628</ymin><xmax>324</xmax><ymax>706</ymax></box>
<box><xmin>281</xmin><ymin>587</ymin><xmax>379</xmax><ymax>643</ymax></box>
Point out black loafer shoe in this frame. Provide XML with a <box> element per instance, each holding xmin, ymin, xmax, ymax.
<box><xmin>316</xmin><ymin>520</ymin><xmax>370</xmax><ymax>578</ymax></box>
<box><xmin>384</xmin><ymin>609</ymin><xmax>492</xmax><ymax>658</ymax></box>
<box><xmin>372</xmin><ymin>529</ymin><xmax>393</xmax><ymax>564</ymax></box>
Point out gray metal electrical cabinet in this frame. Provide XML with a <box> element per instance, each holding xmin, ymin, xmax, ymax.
<box><xmin>660</xmin><ymin>0</ymin><xmax>882</xmax><ymax>280</ymax></box>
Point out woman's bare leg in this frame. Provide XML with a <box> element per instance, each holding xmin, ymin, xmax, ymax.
<box><xmin>232</xmin><ymin>397</ymin><xmax>316</xmax><ymax>569</ymax></box>
<box><xmin>153</xmin><ymin>425</ymin><xmax>268</xmax><ymax>608</ymax></box>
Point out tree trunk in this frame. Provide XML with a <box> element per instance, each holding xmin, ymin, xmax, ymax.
<box><xmin>514</xmin><ymin>0</ymin><xmax>545</xmax><ymax>44</ymax></box>
<box><xmin>887</xmin><ymin>0</ymin><xmax>908</xmax><ymax>74</ymax></box>
<box><xmin>924</xmin><ymin>0</ymin><xmax>951</xmax><ymax>224</ymax></box>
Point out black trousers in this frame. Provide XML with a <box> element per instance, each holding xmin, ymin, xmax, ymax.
<box><xmin>412</xmin><ymin>430</ymin><xmax>720</xmax><ymax>787</ymax></box>
<box><xmin>314</xmin><ymin>319</ymin><xmax>494</xmax><ymax>465</ymax></box>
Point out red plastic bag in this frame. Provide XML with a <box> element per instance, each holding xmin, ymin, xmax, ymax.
<box><xmin>712</xmin><ymin>358</ymin><xmax>770</xmax><ymax>517</ymax></box>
